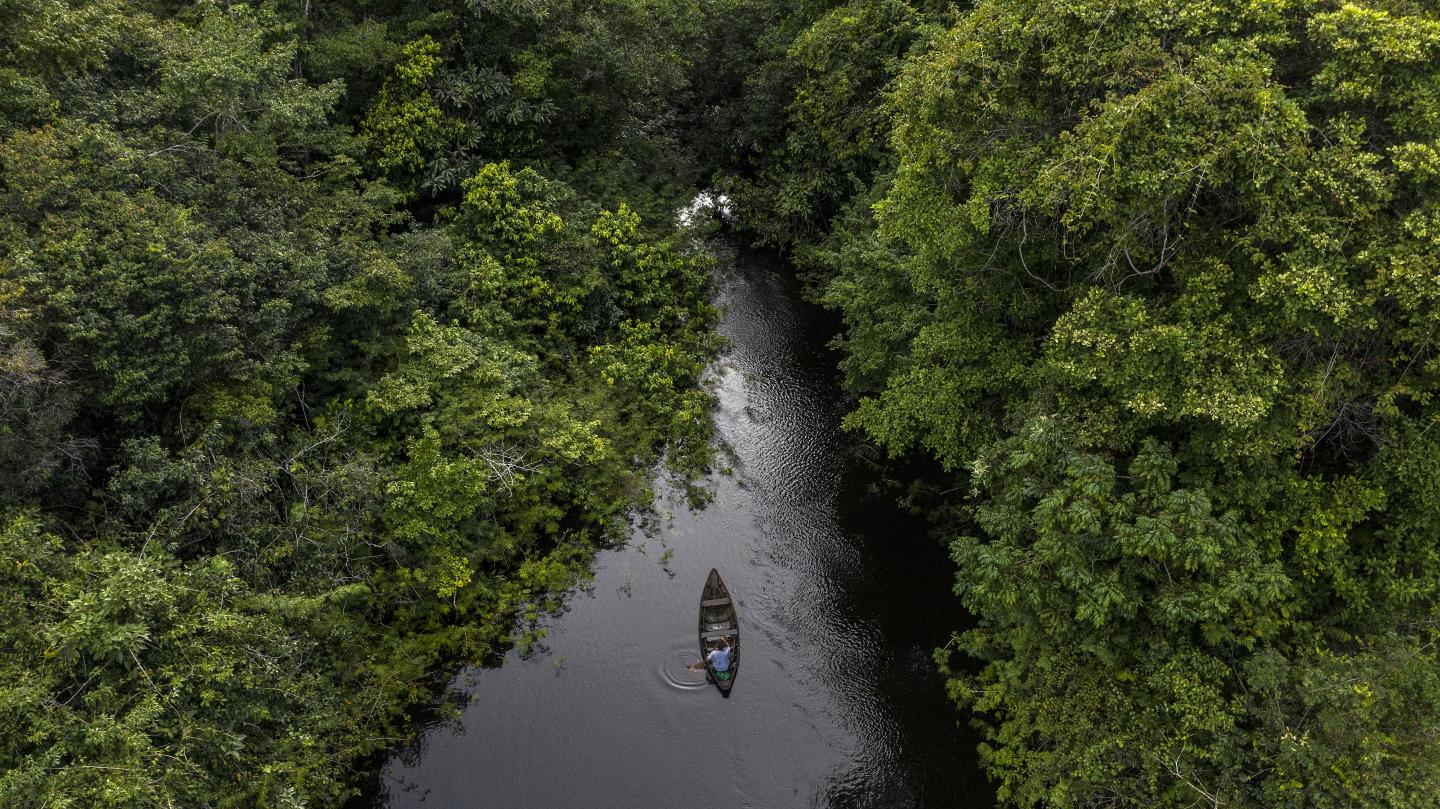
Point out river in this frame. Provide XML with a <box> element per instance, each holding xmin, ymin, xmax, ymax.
<box><xmin>369</xmin><ymin>238</ymin><xmax>991</xmax><ymax>808</ymax></box>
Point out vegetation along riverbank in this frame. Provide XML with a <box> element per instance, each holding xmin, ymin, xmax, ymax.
<box><xmin>4</xmin><ymin>0</ymin><xmax>1440</xmax><ymax>807</ymax></box>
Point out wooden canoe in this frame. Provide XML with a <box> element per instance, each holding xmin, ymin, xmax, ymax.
<box><xmin>698</xmin><ymin>568</ymin><xmax>739</xmax><ymax>693</ymax></box>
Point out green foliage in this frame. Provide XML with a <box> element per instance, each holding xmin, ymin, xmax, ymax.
<box><xmin>720</xmin><ymin>0</ymin><xmax>1440</xmax><ymax>805</ymax></box>
<box><xmin>363</xmin><ymin>36</ymin><xmax>458</xmax><ymax>178</ymax></box>
<box><xmin>0</xmin><ymin>0</ymin><xmax>718</xmax><ymax>805</ymax></box>
<box><xmin>699</xmin><ymin>0</ymin><xmax>941</xmax><ymax>249</ymax></box>
<box><xmin>26</xmin><ymin>0</ymin><xmax>1440</xmax><ymax>804</ymax></box>
<box><xmin>0</xmin><ymin>515</ymin><xmax>355</xmax><ymax>807</ymax></box>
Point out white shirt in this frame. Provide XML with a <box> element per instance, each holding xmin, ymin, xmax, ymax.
<box><xmin>707</xmin><ymin>647</ymin><xmax>732</xmax><ymax>672</ymax></box>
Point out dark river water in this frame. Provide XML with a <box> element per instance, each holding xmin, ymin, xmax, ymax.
<box><xmin>371</xmin><ymin>241</ymin><xmax>991</xmax><ymax>808</ymax></box>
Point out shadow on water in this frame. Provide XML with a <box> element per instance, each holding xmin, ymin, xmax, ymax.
<box><xmin>360</xmin><ymin>238</ymin><xmax>993</xmax><ymax>809</ymax></box>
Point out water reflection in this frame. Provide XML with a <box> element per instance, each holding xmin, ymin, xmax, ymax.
<box><xmin>370</xmin><ymin>240</ymin><xmax>989</xmax><ymax>808</ymax></box>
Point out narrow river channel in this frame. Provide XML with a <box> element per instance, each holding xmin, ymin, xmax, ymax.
<box><xmin>371</xmin><ymin>240</ymin><xmax>991</xmax><ymax>808</ymax></box>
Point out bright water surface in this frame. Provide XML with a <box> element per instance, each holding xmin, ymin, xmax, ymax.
<box><xmin>371</xmin><ymin>241</ymin><xmax>991</xmax><ymax>808</ymax></box>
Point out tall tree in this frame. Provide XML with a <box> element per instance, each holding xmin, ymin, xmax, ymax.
<box><xmin>806</xmin><ymin>1</ymin><xmax>1440</xmax><ymax>805</ymax></box>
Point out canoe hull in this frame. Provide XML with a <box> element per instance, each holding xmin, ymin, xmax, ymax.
<box><xmin>698</xmin><ymin>568</ymin><xmax>739</xmax><ymax>694</ymax></box>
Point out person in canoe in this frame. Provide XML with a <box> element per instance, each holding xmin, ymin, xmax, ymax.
<box><xmin>689</xmin><ymin>636</ymin><xmax>733</xmax><ymax>681</ymax></box>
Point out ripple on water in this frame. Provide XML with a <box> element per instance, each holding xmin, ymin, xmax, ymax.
<box><xmin>660</xmin><ymin>646</ymin><xmax>711</xmax><ymax>692</ymax></box>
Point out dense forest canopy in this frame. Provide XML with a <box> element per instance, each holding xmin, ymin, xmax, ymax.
<box><xmin>712</xmin><ymin>0</ymin><xmax>1440</xmax><ymax>806</ymax></box>
<box><xmin>1</xmin><ymin>0</ymin><xmax>717</xmax><ymax>804</ymax></box>
<box><xmin>4</xmin><ymin>0</ymin><xmax>1440</xmax><ymax>806</ymax></box>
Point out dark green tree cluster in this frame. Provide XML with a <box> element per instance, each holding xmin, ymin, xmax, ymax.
<box><xmin>1</xmin><ymin>0</ymin><xmax>715</xmax><ymax>805</ymax></box>
<box><xmin>692</xmin><ymin>0</ymin><xmax>940</xmax><ymax>250</ymax></box>
<box><xmin>715</xmin><ymin>0</ymin><xmax>1440</xmax><ymax>806</ymax></box>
